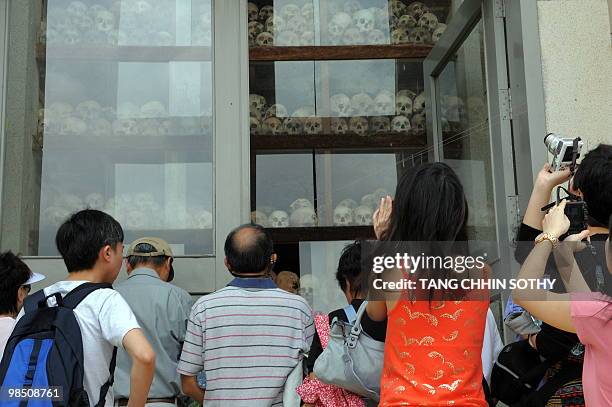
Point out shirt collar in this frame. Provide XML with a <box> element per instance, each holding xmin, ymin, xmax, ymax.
<box><xmin>128</xmin><ymin>267</ymin><xmax>161</xmax><ymax>280</ymax></box>
<box><xmin>227</xmin><ymin>277</ymin><xmax>277</xmax><ymax>289</ymax></box>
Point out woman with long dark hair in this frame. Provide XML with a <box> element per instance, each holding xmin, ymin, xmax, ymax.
<box><xmin>367</xmin><ymin>162</ymin><xmax>489</xmax><ymax>406</ymax></box>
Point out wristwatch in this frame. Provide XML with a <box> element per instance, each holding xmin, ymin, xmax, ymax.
<box><xmin>534</xmin><ymin>233</ymin><xmax>560</xmax><ymax>249</ymax></box>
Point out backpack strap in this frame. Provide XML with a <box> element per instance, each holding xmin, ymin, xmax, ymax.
<box><xmin>96</xmin><ymin>347</ymin><xmax>117</xmax><ymax>407</ymax></box>
<box><xmin>23</xmin><ymin>289</ymin><xmax>48</xmax><ymax>313</ymax></box>
<box><xmin>342</xmin><ymin>304</ymin><xmax>357</xmax><ymax>324</ymax></box>
<box><xmin>62</xmin><ymin>282</ymin><xmax>113</xmax><ymax>310</ymax></box>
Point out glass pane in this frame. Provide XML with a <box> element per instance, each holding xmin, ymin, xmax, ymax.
<box><xmin>247</xmin><ymin>0</ymin><xmax>451</xmax><ymax>47</ymax></box>
<box><xmin>436</xmin><ymin>20</ymin><xmax>496</xmax><ymax>241</ymax></box>
<box><xmin>2</xmin><ymin>1</ymin><xmax>214</xmax><ymax>256</ymax></box>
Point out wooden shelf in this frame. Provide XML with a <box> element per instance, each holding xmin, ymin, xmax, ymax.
<box><xmin>37</xmin><ymin>43</ymin><xmax>211</xmax><ymax>62</ymax></box>
<box><xmin>251</xmin><ymin>133</ymin><xmax>428</xmax><ymax>150</ymax></box>
<box><xmin>249</xmin><ymin>44</ymin><xmax>433</xmax><ymax>61</ymax></box>
<box><xmin>266</xmin><ymin>226</ymin><xmax>375</xmax><ymax>244</ymax></box>
<box><xmin>44</xmin><ymin>134</ymin><xmax>211</xmax><ymax>152</ymax></box>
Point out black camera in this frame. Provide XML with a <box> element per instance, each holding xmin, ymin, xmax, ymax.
<box><xmin>563</xmin><ymin>199</ymin><xmax>589</xmax><ymax>235</ymax></box>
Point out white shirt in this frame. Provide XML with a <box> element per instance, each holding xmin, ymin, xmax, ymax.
<box><xmin>18</xmin><ymin>281</ymin><xmax>140</xmax><ymax>407</ymax></box>
<box><xmin>0</xmin><ymin>316</ymin><xmax>16</xmax><ymax>358</ymax></box>
<box><xmin>481</xmin><ymin>308</ymin><xmax>504</xmax><ymax>386</ymax></box>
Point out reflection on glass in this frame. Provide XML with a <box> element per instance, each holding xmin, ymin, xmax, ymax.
<box><xmin>43</xmin><ymin>0</ymin><xmax>211</xmax><ymax>47</ymax></box>
<box><xmin>254</xmin><ymin>154</ymin><xmax>316</xmax><ymax>227</ymax></box>
<box><xmin>246</xmin><ymin>0</ymin><xmax>450</xmax><ymax>47</ymax></box>
<box><xmin>315</xmin><ymin>153</ymin><xmax>400</xmax><ymax>227</ymax></box>
<box><xmin>33</xmin><ymin>1</ymin><xmax>214</xmax><ymax>255</ymax></box>
<box><xmin>436</xmin><ymin>21</ymin><xmax>496</xmax><ymax>240</ymax></box>
<box><xmin>249</xmin><ymin>59</ymin><xmax>427</xmax><ymax>137</ymax></box>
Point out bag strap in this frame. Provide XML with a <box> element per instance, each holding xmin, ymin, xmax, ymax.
<box><xmin>342</xmin><ymin>304</ymin><xmax>357</xmax><ymax>324</ymax></box>
<box><xmin>95</xmin><ymin>347</ymin><xmax>117</xmax><ymax>407</ymax></box>
<box><xmin>346</xmin><ymin>301</ymin><xmax>368</xmax><ymax>349</ymax></box>
<box><xmin>23</xmin><ymin>289</ymin><xmax>48</xmax><ymax>313</ymax></box>
<box><xmin>62</xmin><ymin>282</ymin><xmax>113</xmax><ymax>310</ymax></box>
<box><xmin>514</xmin><ymin>361</ymin><xmax>581</xmax><ymax>406</ymax></box>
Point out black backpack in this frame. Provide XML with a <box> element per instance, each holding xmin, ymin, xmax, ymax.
<box><xmin>0</xmin><ymin>283</ymin><xmax>117</xmax><ymax>407</ymax></box>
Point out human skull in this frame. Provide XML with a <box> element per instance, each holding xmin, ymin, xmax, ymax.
<box><xmin>391</xmin><ymin>115</ymin><xmax>411</xmax><ymax>132</ymax></box>
<box><xmin>411</xmin><ymin>113</ymin><xmax>426</xmax><ymax>134</ymax></box>
<box><xmin>276</xmin><ymin>30</ymin><xmax>300</xmax><ymax>46</ymax></box>
<box><xmin>413</xmin><ymin>92</ymin><xmax>426</xmax><ymax>114</ymax></box>
<box><xmin>288</xmin><ymin>15</ymin><xmax>309</xmax><ymax>34</ymax></box>
<box><xmin>265</xmin><ymin>103</ymin><xmax>289</xmax><ymax>118</ymax></box>
<box><xmin>337</xmin><ymin>198</ymin><xmax>358</xmax><ymax>209</ymax></box>
<box><xmin>256</xmin><ymin>31</ymin><xmax>274</xmax><ymax>47</ymax></box>
<box><xmin>301</xmin><ymin>3</ymin><xmax>314</xmax><ymax>22</ymax></box>
<box><xmin>299</xmin><ymin>273</ymin><xmax>315</xmax><ymax>304</ymax></box>
<box><xmin>290</xmin><ymin>207</ymin><xmax>317</xmax><ymax>227</ymax></box>
<box><xmin>398</xmin><ymin>14</ymin><xmax>418</xmax><ymax>30</ymax></box>
<box><xmin>284</xmin><ymin>117</ymin><xmax>303</xmax><ymax>135</ymax></box>
<box><xmin>390</xmin><ymin>0</ymin><xmax>407</xmax><ymax>17</ymax></box>
<box><xmin>398</xmin><ymin>89</ymin><xmax>417</xmax><ymax>100</ymax></box>
<box><xmin>328</xmin><ymin>12</ymin><xmax>352</xmax><ymax>37</ymax></box>
<box><xmin>118</xmin><ymin>102</ymin><xmax>141</xmax><ymax>118</ymax></box>
<box><xmin>251</xmin><ymin>210</ymin><xmax>269</xmax><ymax>227</ymax></box>
<box><xmin>354</xmin><ymin>205</ymin><xmax>374</xmax><ymax>225</ymax></box>
<box><xmin>330</xmin><ymin>94</ymin><xmax>352</xmax><ymax>117</ymax></box>
<box><xmin>396</xmin><ymin>94</ymin><xmax>414</xmax><ymax>116</ymax></box>
<box><xmin>89</xmin><ymin>118</ymin><xmax>112</xmax><ymax>137</ymax></box>
<box><xmin>262</xmin><ymin>117</ymin><xmax>285</xmax><ymax>135</ymax></box>
<box><xmin>265</xmin><ymin>15</ymin><xmax>285</xmax><ymax>33</ymax></box>
<box><xmin>353</xmin><ymin>9</ymin><xmax>375</xmax><ymax>32</ymax></box>
<box><xmin>94</xmin><ymin>10</ymin><xmax>115</xmax><ymax>32</ymax></box>
<box><xmin>137</xmin><ymin>120</ymin><xmax>160</xmax><ymax>137</ymax></box>
<box><xmin>259</xmin><ymin>5</ymin><xmax>274</xmax><ymax>22</ymax></box>
<box><xmin>289</xmin><ymin>198</ymin><xmax>313</xmax><ymax>213</ymax></box>
<box><xmin>351</xmin><ymin>93</ymin><xmax>374</xmax><ymax>116</ymax></box>
<box><xmin>48</xmin><ymin>102</ymin><xmax>74</xmax><ymax>118</ymax></box>
<box><xmin>302</xmin><ymin>117</ymin><xmax>323</xmax><ymax>134</ymax></box>
<box><xmin>331</xmin><ymin>118</ymin><xmax>349</xmax><ymax>134</ymax></box>
<box><xmin>343</xmin><ymin>27</ymin><xmax>364</xmax><ymax>45</ymax></box>
<box><xmin>247</xmin><ymin>2</ymin><xmax>259</xmax><ymax>22</ymax></box>
<box><xmin>194</xmin><ymin>209</ymin><xmax>213</xmax><ymax>229</ymax></box>
<box><xmin>370</xmin><ymin>116</ymin><xmax>391</xmax><ymax>133</ymax></box>
<box><xmin>249</xmin><ymin>21</ymin><xmax>264</xmax><ymax>45</ymax></box>
<box><xmin>85</xmin><ymin>193</ymin><xmax>105</xmax><ymax>209</ymax></box>
<box><xmin>250</xmin><ymin>117</ymin><xmax>261</xmax><ymax>135</ymax></box>
<box><xmin>300</xmin><ymin>31</ymin><xmax>315</xmax><ymax>45</ymax></box>
<box><xmin>391</xmin><ymin>28</ymin><xmax>409</xmax><ymax>44</ymax></box>
<box><xmin>60</xmin><ymin>117</ymin><xmax>87</xmax><ymax>136</ymax></box>
<box><xmin>141</xmin><ymin>100</ymin><xmax>167</xmax><ymax>118</ymax></box>
<box><xmin>344</xmin><ymin>0</ymin><xmax>363</xmax><ymax>15</ymax></box>
<box><xmin>112</xmin><ymin>118</ymin><xmax>139</xmax><ymax>136</ymax></box>
<box><xmin>418</xmin><ymin>12</ymin><xmax>439</xmax><ymax>32</ymax></box>
<box><xmin>407</xmin><ymin>2</ymin><xmax>429</xmax><ymax>20</ymax></box>
<box><xmin>374</xmin><ymin>91</ymin><xmax>395</xmax><ymax>115</ymax></box>
<box><xmin>76</xmin><ymin>100</ymin><xmax>102</xmax><ymax>122</ymax></box>
<box><xmin>43</xmin><ymin>206</ymin><xmax>71</xmax><ymax>227</ymax></box>
<box><xmin>349</xmin><ymin>116</ymin><xmax>369</xmax><ymax>135</ymax></box>
<box><xmin>67</xmin><ymin>1</ymin><xmax>88</xmax><ymax>18</ymax></box>
<box><xmin>367</xmin><ymin>29</ymin><xmax>387</xmax><ymax>44</ymax></box>
<box><xmin>269</xmin><ymin>210</ymin><xmax>289</xmax><ymax>228</ymax></box>
<box><xmin>249</xmin><ymin>94</ymin><xmax>267</xmax><ymax>117</ymax></box>
<box><xmin>292</xmin><ymin>106</ymin><xmax>316</xmax><ymax>117</ymax></box>
<box><xmin>360</xmin><ymin>193</ymin><xmax>378</xmax><ymax>210</ymax></box>
<box><xmin>408</xmin><ymin>27</ymin><xmax>431</xmax><ymax>44</ymax></box>
<box><xmin>432</xmin><ymin>23</ymin><xmax>447</xmax><ymax>43</ymax></box>
<box><xmin>281</xmin><ymin>4</ymin><xmax>301</xmax><ymax>21</ymax></box>
<box><xmin>333</xmin><ymin>205</ymin><xmax>353</xmax><ymax>226</ymax></box>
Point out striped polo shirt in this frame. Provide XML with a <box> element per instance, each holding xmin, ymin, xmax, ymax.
<box><xmin>178</xmin><ymin>277</ymin><xmax>315</xmax><ymax>407</ymax></box>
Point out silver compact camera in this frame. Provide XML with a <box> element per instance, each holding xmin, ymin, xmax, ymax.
<box><xmin>544</xmin><ymin>133</ymin><xmax>584</xmax><ymax>171</ymax></box>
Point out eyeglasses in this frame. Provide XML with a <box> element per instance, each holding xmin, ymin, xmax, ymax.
<box><xmin>21</xmin><ymin>285</ymin><xmax>31</xmax><ymax>294</ymax></box>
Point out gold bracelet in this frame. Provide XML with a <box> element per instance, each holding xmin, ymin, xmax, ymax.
<box><xmin>534</xmin><ymin>233</ymin><xmax>559</xmax><ymax>249</ymax></box>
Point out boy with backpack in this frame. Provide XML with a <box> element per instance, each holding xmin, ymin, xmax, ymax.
<box><xmin>0</xmin><ymin>210</ymin><xmax>156</xmax><ymax>407</ymax></box>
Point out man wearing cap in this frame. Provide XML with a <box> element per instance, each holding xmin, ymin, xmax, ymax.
<box><xmin>114</xmin><ymin>237</ymin><xmax>193</xmax><ymax>407</ymax></box>
<box><xmin>0</xmin><ymin>251</ymin><xmax>46</xmax><ymax>357</ymax></box>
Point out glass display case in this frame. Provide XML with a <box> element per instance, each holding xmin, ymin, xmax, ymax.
<box><xmin>31</xmin><ymin>0</ymin><xmax>214</xmax><ymax>255</ymax></box>
<box><xmin>248</xmin><ymin>0</ymin><xmax>452</xmax><ymax>242</ymax></box>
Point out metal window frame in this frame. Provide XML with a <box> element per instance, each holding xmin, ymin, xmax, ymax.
<box><xmin>0</xmin><ymin>0</ymin><xmax>8</xmax><ymax>242</ymax></box>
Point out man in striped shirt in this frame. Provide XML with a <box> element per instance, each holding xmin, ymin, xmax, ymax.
<box><xmin>178</xmin><ymin>224</ymin><xmax>314</xmax><ymax>406</ymax></box>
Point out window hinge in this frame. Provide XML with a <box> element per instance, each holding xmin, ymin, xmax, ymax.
<box><xmin>508</xmin><ymin>194</ymin><xmax>521</xmax><ymax>235</ymax></box>
<box><xmin>500</xmin><ymin>88</ymin><xmax>513</xmax><ymax>121</ymax></box>
<box><xmin>495</xmin><ymin>0</ymin><xmax>506</xmax><ymax>18</ymax></box>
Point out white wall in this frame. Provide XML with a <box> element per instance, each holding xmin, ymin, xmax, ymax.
<box><xmin>536</xmin><ymin>0</ymin><xmax>612</xmax><ymax>150</ymax></box>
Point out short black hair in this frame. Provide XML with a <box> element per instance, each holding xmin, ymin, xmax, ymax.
<box><xmin>573</xmin><ymin>144</ymin><xmax>612</xmax><ymax>226</ymax></box>
<box><xmin>224</xmin><ymin>224</ymin><xmax>273</xmax><ymax>275</ymax></box>
<box><xmin>336</xmin><ymin>241</ymin><xmax>367</xmax><ymax>296</ymax></box>
<box><xmin>0</xmin><ymin>251</ymin><xmax>32</xmax><ymax>315</ymax></box>
<box><xmin>56</xmin><ymin>209</ymin><xmax>124</xmax><ymax>272</ymax></box>
<box><xmin>127</xmin><ymin>243</ymin><xmax>169</xmax><ymax>270</ymax></box>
